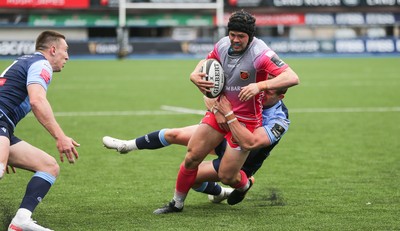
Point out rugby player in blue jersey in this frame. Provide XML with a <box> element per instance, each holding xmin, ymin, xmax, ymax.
<box><xmin>103</xmin><ymin>87</ymin><xmax>290</xmax><ymax>206</ymax></box>
<box><xmin>0</xmin><ymin>30</ymin><xmax>80</xmax><ymax>231</ymax></box>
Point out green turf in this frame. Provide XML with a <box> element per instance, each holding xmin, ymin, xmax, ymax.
<box><xmin>0</xmin><ymin>57</ymin><xmax>399</xmax><ymax>230</ymax></box>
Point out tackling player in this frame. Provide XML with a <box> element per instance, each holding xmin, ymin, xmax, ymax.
<box><xmin>0</xmin><ymin>30</ymin><xmax>80</xmax><ymax>231</ymax></box>
<box><xmin>103</xmin><ymin>87</ymin><xmax>291</xmax><ymax>206</ymax></box>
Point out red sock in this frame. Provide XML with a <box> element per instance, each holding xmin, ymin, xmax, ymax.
<box><xmin>232</xmin><ymin>170</ymin><xmax>248</xmax><ymax>189</ymax></box>
<box><xmin>176</xmin><ymin>163</ymin><xmax>198</xmax><ymax>194</ymax></box>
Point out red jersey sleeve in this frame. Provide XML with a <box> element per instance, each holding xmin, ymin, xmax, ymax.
<box><xmin>206</xmin><ymin>43</ymin><xmax>220</xmax><ymax>61</ymax></box>
<box><xmin>256</xmin><ymin>50</ymin><xmax>289</xmax><ymax>77</ymax></box>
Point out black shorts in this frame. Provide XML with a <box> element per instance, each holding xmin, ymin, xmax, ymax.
<box><xmin>212</xmin><ymin>140</ymin><xmax>278</xmax><ymax>177</ymax></box>
<box><xmin>0</xmin><ymin>120</ymin><xmax>21</xmax><ymax>145</ymax></box>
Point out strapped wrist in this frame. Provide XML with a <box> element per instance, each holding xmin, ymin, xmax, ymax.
<box><xmin>227</xmin><ymin>118</ymin><xmax>237</xmax><ymax>124</ymax></box>
<box><xmin>224</xmin><ymin>111</ymin><xmax>234</xmax><ymax>117</ymax></box>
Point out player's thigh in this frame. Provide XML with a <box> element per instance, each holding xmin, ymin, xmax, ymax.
<box><xmin>8</xmin><ymin>140</ymin><xmax>58</xmax><ymax>175</ymax></box>
<box><xmin>196</xmin><ymin>161</ymin><xmax>219</xmax><ymax>184</ymax></box>
<box><xmin>219</xmin><ymin>147</ymin><xmax>250</xmax><ymax>180</ymax></box>
<box><xmin>186</xmin><ymin>124</ymin><xmax>224</xmax><ymax>160</ymax></box>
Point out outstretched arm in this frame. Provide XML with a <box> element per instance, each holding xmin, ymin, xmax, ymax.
<box><xmin>239</xmin><ymin>67</ymin><xmax>299</xmax><ymax>101</ymax></box>
<box><xmin>28</xmin><ymin>84</ymin><xmax>80</xmax><ymax>163</ymax></box>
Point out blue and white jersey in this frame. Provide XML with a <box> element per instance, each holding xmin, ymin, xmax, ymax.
<box><xmin>261</xmin><ymin>100</ymin><xmax>290</xmax><ymax>145</ymax></box>
<box><xmin>213</xmin><ymin>100</ymin><xmax>290</xmax><ymax>176</ymax></box>
<box><xmin>0</xmin><ymin>52</ymin><xmax>53</xmax><ymax>128</ymax></box>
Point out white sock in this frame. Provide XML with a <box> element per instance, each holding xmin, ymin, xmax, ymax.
<box><xmin>14</xmin><ymin>208</ymin><xmax>32</xmax><ymax>222</ymax></box>
<box><xmin>128</xmin><ymin>139</ymin><xmax>138</xmax><ymax>150</ymax></box>
<box><xmin>173</xmin><ymin>192</ymin><xmax>186</xmax><ymax>209</ymax></box>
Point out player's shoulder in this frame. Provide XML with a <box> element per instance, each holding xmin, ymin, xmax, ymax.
<box><xmin>263</xmin><ymin>101</ymin><xmax>289</xmax><ymax>120</ymax></box>
<box><xmin>250</xmin><ymin>37</ymin><xmax>269</xmax><ymax>51</ymax></box>
<box><xmin>29</xmin><ymin>54</ymin><xmax>52</xmax><ymax>72</ymax></box>
<box><xmin>216</xmin><ymin>37</ymin><xmax>231</xmax><ymax>49</ymax></box>
<box><xmin>17</xmin><ymin>53</ymin><xmax>48</xmax><ymax>68</ymax></box>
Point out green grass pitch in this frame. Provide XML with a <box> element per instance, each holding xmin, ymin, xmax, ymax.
<box><xmin>0</xmin><ymin>57</ymin><xmax>399</xmax><ymax>230</ymax></box>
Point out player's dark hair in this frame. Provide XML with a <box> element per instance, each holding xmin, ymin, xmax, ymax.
<box><xmin>227</xmin><ymin>10</ymin><xmax>256</xmax><ymax>44</ymax></box>
<box><xmin>276</xmin><ymin>88</ymin><xmax>288</xmax><ymax>95</ymax></box>
<box><xmin>35</xmin><ymin>30</ymin><xmax>66</xmax><ymax>51</ymax></box>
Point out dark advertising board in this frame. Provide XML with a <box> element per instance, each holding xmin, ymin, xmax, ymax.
<box><xmin>0</xmin><ymin>39</ymin><xmax>399</xmax><ymax>58</ymax></box>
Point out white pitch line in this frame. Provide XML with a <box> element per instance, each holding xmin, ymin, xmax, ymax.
<box><xmin>25</xmin><ymin>106</ymin><xmax>400</xmax><ymax>117</ymax></box>
<box><xmin>160</xmin><ymin>105</ymin><xmax>400</xmax><ymax>114</ymax></box>
<box><xmin>26</xmin><ymin>110</ymin><xmax>183</xmax><ymax>117</ymax></box>
<box><xmin>160</xmin><ymin>105</ymin><xmax>205</xmax><ymax>115</ymax></box>
<box><xmin>290</xmin><ymin>107</ymin><xmax>400</xmax><ymax>113</ymax></box>
<box><xmin>53</xmin><ymin>110</ymin><xmax>179</xmax><ymax>117</ymax></box>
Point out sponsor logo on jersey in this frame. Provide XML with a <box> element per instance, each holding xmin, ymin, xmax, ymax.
<box><xmin>271</xmin><ymin>123</ymin><xmax>286</xmax><ymax>139</ymax></box>
<box><xmin>225</xmin><ymin>86</ymin><xmax>242</xmax><ymax>91</ymax></box>
<box><xmin>40</xmin><ymin>69</ymin><xmax>51</xmax><ymax>83</ymax></box>
<box><xmin>271</xmin><ymin>55</ymin><xmax>285</xmax><ymax>67</ymax></box>
<box><xmin>240</xmin><ymin>71</ymin><xmax>250</xmax><ymax>80</ymax></box>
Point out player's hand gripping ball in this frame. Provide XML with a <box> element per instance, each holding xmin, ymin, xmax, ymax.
<box><xmin>201</xmin><ymin>59</ymin><xmax>225</xmax><ymax>98</ymax></box>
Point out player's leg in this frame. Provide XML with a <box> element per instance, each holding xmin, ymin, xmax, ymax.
<box><xmin>154</xmin><ymin>124</ymin><xmax>224</xmax><ymax>214</ymax></box>
<box><xmin>103</xmin><ymin>125</ymin><xmax>199</xmax><ymax>154</ymax></box>
<box><xmin>0</xmin><ymin>136</ymin><xmax>10</xmax><ymax>180</ymax></box>
<box><xmin>8</xmin><ymin>140</ymin><xmax>58</xmax><ymax>231</ymax></box>
<box><xmin>192</xmin><ymin>160</ymin><xmax>233</xmax><ymax>203</ymax></box>
<box><xmin>0</xmin><ymin>121</ymin><xmax>12</xmax><ymax>179</ymax></box>
<box><xmin>218</xmin><ymin>146</ymin><xmax>253</xmax><ymax>205</ymax></box>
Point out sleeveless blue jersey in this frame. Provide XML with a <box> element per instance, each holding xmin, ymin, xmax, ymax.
<box><xmin>0</xmin><ymin>52</ymin><xmax>52</xmax><ymax>128</ymax></box>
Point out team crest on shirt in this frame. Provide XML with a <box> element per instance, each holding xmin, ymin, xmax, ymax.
<box><xmin>240</xmin><ymin>71</ymin><xmax>250</xmax><ymax>80</ymax></box>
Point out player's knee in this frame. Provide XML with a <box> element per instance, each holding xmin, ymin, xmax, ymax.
<box><xmin>44</xmin><ymin>156</ymin><xmax>60</xmax><ymax>177</ymax></box>
<box><xmin>184</xmin><ymin>151</ymin><xmax>203</xmax><ymax>169</ymax></box>
<box><xmin>218</xmin><ymin>172</ymin><xmax>237</xmax><ymax>186</ymax></box>
<box><xmin>165</xmin><ymin>128</ymin><xmax>187</xmax><ymax>144</ymax></box>
<box><xmin>50</xmin><ymin>162</ymin><xmax>60</xmax><ymax>178</ymax></box>
<box><xmin>164</xmin><ymin>129</ymin><xmax>178</xmax><ymax>141</ymax></box>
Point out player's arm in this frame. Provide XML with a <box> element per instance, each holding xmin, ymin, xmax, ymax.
<box><xmin>28</xmin><ymin>83</ymin><xmax>79</xmax><ymax>163</ymax></box>
<box><xmin>216</xmin><ymin>96</ymin><xmax>271</xmax><ymax>150</ymax></box>
<box><xmin>239</xmin><ymin>53</ymin><xmax>300</xmax><ymax>101</ymax></box>
<box><xmin>203</xmin><ymin>96</ymin><xmax>229</xmax><ymax>131</ymax></box>
<box><xmin>256</xmin><ymin>67</ymin><xmax>299</xmax><ymax>92</ymax></box>
<box><xmin>190</xmin><ymin>59</ymin><xmax>214</xmax><ymax>94</ymax></box>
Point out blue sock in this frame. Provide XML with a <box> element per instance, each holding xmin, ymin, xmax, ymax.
<box><xmin>19</xmin><ymin>172</ymin><xmax>55</xmax><ymax>212</ymax></box>
<box><xmin>135</xmin><ymin>129</ymin><xmax>170</xmax><ymax>150</ymax></box>
<box><xmin>193</xmin><ymin>182</ymin><xmax>222</xmax><ymax>196</ymax></box>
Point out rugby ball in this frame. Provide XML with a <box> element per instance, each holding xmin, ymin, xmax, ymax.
<box><xmin>201</xmin><ymin>59</ymin><xmax>225</xmax><ymax>98</ymax></box>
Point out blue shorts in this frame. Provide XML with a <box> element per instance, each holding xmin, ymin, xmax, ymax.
<box><xmin>0</xmin><ymin>120</ymin><xmax>21</xmax><ymax>145</ymax></box>
<box><xmin>212</xmin><ymin>140</ymin><xmax>278</xmax><ymax>177</ymax></box>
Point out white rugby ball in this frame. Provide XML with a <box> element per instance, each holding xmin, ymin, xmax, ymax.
<box><xmin>201</xmin><ymin>59</ymin><xmax>225</xmax><ymax>98</ymax></box>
